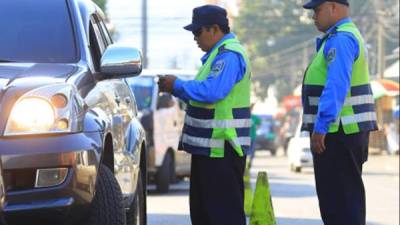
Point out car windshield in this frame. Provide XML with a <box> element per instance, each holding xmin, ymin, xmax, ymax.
<box><xmin>128</xmin><ymin>77</ymin><xmax>154</xmax><ymax>111</ymax></box>
<box><xmin>0</xmin><ymin>0</ymin><xmax>77</xmax><ymax>63</ymax></box>
<box><xmin>258</xmin><ymin>116</ymin><xmax>276</xmax><ymax>134</ymax></box>
<box><xmin>260</xmin><ymin>120</ymin><xmax>272</xmax><ymax>133</ymax></box>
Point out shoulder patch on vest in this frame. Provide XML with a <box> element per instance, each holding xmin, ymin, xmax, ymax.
<box><xmin>210</xmin><ymin>59</ymin><xmax>225</xmax><ymax>77</ymax></box>
<box><xmin>327</xmin><ymin>48</ymin><xmax>336</xmax><ymax>64</ymax></box>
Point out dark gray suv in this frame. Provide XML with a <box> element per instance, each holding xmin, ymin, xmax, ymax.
<box><xmin>0</xmin><ymin>0</ymin><xmax>147</xmax><ymax>225</ymax></box>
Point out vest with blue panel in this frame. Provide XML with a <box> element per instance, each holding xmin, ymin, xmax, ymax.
<box><xmin>179</xmin><ymin>37</ymin><xmax>252</xmax><ymax>158</ymax></box>
<box><xmin>302</xmin><ymin>21</ymin><xmax>378</xmax><ymax>134</ymax></box>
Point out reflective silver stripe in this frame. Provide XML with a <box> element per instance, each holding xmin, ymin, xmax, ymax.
<box><xmin>184</xmin><ymin>115</ymin><xmax>251</xmax><ymax>128</ymax></box>
<box><xmin>341</xmin><ymin>112</ymin><xmax>377</xmax><ymax>125</ymax></box>
<box><xmin>308</xmin><ymin>95</ymin><xmax>374</xmax><ymax>106</ymax></box>
<box><xmin>344</xmin><ymin>95</ymin><xmax>374</xmax><ymax>106</ymax></box>
<box><xmin>302</xmin><ymin>114</ymin><xmax>340</xmax><ymax>125</ymax></box>
<box><xmin>304</xmin><ymin>112</ymin><xmax>376</xmax><ymax>126</ymax></box>
<box><xmin>181</xmin><ymin>134</ymin><xmax>251</xmax><ymax>149</ymax></box>
<box><xmin>308</xmin><ymin>97</ymin><xmax>320</xmax><ymax>106</ymax></box>
<box><xmin>302</xmin><ymin>114</ymin><xmax>316</xmax><ymax>124</ymax></box>
<box><xmin>229</xmin><ymin>137</ymin><xmax>251</xmax><ymax>149</ymax></box>
<box><xmin>181</xmin><ymin>134</ymin><xmax>224</xmax><ymax>148</ymax></box>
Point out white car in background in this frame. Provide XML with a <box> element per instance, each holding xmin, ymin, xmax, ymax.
<box><xmin>126</xmin><ymin>69</ymin><xmax>196</xmax><ymax>193</ymax></box>
<box><xmin>287</xmin><ymin>123</ymin><xmax>313</xmax><ymax>173</ymax></box>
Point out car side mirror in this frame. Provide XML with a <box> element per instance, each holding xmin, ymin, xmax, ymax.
<box><xmin>100</xmin><ymin>44</ymin><xmax>142</xmax><ymax>78</ymax></box>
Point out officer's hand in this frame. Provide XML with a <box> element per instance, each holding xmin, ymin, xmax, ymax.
<box><xmin>157</xmin><ymin>75</ymin><xmax>177</xmax><ymax>93</ymax></box>
<box><xmin>311</xmin><ymin>132</ymin><xmax>326</xmax><ymax>154</ymax></box>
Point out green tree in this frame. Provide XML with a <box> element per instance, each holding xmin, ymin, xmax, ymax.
<box><xmin>234</xmin><ymin>0</ymin><xmax>399</xmax><ymax>100</ymax></box>
<box><xmin>233</xmin><ymin>0</ymin><xmax>318</xmax><ymax>99</ymax></box>
<box><xmin>234</xmin><ymin>0</ymin><xmax>316</xmax><ymax>72</ymax></box>
<box><xmin>93</xmin><ymin>0</ymin><xmax>107</xmax><ymax>14</ymax></box>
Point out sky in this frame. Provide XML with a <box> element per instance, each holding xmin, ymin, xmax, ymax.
<box><xmin>107</xmin><ymin>0</ymin><xmax>207</xmax><ymax>70</ymax></box>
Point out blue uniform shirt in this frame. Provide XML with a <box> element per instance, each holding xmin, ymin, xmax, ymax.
<box><xmin>172</xmin><ymin>33</ymin><xmax>246</xmax><ymax>103</ymax></box>
<box><xmin>314</xmin><ymin>18</ymin><xmax>360</xmax><ymax>134</ymax></box>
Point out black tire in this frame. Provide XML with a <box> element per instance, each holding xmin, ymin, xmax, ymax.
<box><xmin>126</xmin><ymin>173</ymin><xmax>146</xmax><ymax>225</ymax></box>
<box><xmin>155</xmin><ymin>152</ymin><xmax>174</xmax><ymax>193</ymax></box>
<box><xmin>86</xmin><ymin>164</ymin><xmax>126</xmax><ymax>225</ymax></box>
<box><xmin>0</xmin><ymin>214</ymin><xmax>6</xmax><ymax>225</ymax></box>
<box><xmin>270</xmin><ymin>148</ymin><xmax>277</xmax><ymax>156</ymax></box>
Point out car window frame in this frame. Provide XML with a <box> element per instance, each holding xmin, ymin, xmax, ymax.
<box><xmin>90</xmin><ymin>16</ymin><xmax>107</xmax><ymax>55</ymax></box>
<box><xmin>88</xmin><ymin>14</ymin><xmax>108</xmax><ymax>71</ymax></box>
<box><xmin>98</xmin><ymin>18</ymin><xmax>113</xmax><ymax>46</ymax></box>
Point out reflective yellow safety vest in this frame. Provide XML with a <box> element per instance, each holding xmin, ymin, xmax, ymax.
<box><xmin>179</xmin><ymin>38</ymin><xmax>251</xmax><ymax>158</ymax></box>
<box><xmin>302</xmin><ymin>22</ymin><xmax>377</xmax><ymax>134</ymax></box>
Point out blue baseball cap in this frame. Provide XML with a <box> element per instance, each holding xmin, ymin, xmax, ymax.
<box><xmin>303</xmin><ymin>0</ymin><xmax>349</xmax><ymax>9</ymax></box>
<box><xmin>184</xmin><ymin>5</ymin><xmax>229</xmax><ymax>31</ymax></box>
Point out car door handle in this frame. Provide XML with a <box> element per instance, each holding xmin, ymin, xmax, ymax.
<box><xmin>115</xmin><ymin>95</ymin><xmax>121</xmax><ymax>104</ymax></box>
<box><xmin>125</xmin><ymin>97</ymin><xmax>131</xmax><ymax>105</ymax></box>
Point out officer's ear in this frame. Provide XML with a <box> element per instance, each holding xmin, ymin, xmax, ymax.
<box><xmin>211</xmin><ymin>24</ymin><xmax>221</xmax><ymax>35</ymax></box>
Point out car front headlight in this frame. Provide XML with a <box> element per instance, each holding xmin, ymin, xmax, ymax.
<box><xmin>4</xmin><ymin>84</ymin><xmax>84</xmax><ymax>136</ymax></box>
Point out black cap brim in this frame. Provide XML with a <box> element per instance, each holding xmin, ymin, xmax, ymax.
<box><xmin>303</xmin><ymin>1</ymin><xmax>321</xmax><ymax>9</ymax></box>
<box><xmin>183</xmin><ymin>23</ymin><xmax>202</xmax><ymax>31</ymax></box>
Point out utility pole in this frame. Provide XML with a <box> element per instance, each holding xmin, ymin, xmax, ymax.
<box><xmin>377</xmin><ymin>21</ymin><xmax>385</xmax><ymax>78</ymax></box>
<box><xmin>376</xmin><ymin>10</ymin><xmax>386</xmax><ymax>79</ymax></box>
<box><xmin>141</xmin><ymin>0</ymin><xmax>148</xmax><ymax>68</ymax></box>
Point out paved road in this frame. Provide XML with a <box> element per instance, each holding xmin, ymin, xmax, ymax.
<box><xmin>147</xmin><ymin>151</ymin><xmax>399</xmax><ymax>225</ymax></box>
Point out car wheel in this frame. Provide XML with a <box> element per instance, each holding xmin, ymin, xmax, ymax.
<box><xmin>86</xmin><ymin>164</ymin><xmax>126</xmax><ymax>225</ymax></box>
<box><xmin>294</xmin><ymin>166</ymin><xmax>302</xmax><ymax>173</ymax></box>
<box><xmin>270</xmin><ymin>148</ymin><xmax>277</xmax><ymax>156</ymax></box>
<box><xmin>126</xmin><ymin>173</ymin><xmax>146</xmax><ymax>225</ymax></box>
<box><xmin>156</xmin><ymin>152</ymin><xmax>174</xmax><ymax>193</ymax></box>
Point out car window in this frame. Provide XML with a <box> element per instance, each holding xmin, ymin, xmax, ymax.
<box><xmin>127</xmin><ymin>77</ymin><xmax>154</xmax><ymax>111</ymax></box>
<box><xmin>98</xmin><ymin>19</ymin><xmax>113</xmax><ymax>46</ymax></box>
<box><xmin>260</xmin><ymin>120</ymin><xmax>272</xmax><ymax>132</ymax></box>
<box><xmin>157</xmin><ymin>94</ymin><xmax>174</xmax><ymax>109</ymax></box>
<box><xmin>178</xmin><ymin>100</ymin><xmax>187</xmax><ymax>111</ymax></box>
<box><xmin>89</xmin><ymin>16</ymin><xmax>108</xmax><ymax>71</ymax></box>
<box><xmin>0</xmin><ymin>0</ymin><xmax>77</xmax><ymax>63</ymax></box>
<box><xmin>90</xmin><ymin>17</ymin><xmax>106</xmax><ymax>55</ymax></box>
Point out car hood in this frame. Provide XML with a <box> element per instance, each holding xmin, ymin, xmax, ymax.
<box><xmin>0</xmin><ymin>63</ymin><xmax>78</xmax><ymax>88</ymax></box>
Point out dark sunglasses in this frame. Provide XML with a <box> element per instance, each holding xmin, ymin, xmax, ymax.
<box><xmin>192</xmin><ymin>27</ymin><xmax>203</xmax><ymax>37</ymax></box>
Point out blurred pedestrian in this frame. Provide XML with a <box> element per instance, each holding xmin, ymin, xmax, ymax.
<box><xmin>158</xmin><ymin>4</ymin><xmax>251</xmax><ymax>225</ymax></box>
<box><xmin>301</xmin><ymin>0</ymin><xmax>377</xmax><ymax>224</ymax></box>
<box><xmin>249</xmin><ymin>104</ymin><xmax>261</xmax><ymax>167</ymax></box>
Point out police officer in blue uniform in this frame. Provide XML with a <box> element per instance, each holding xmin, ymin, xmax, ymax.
<box><xmin>302</xmin><ymin>0</ymin><xmax>378</xmax><ymax>225</ymax></box>
<box><xmin>158</xmin><ymin>5</ymin><xmax>251</xmax><ymax>225</ymax></box>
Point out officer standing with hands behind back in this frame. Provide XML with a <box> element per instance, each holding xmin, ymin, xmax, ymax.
<box><xmin>301</xmin><ymin>0</ymin><xmax>377</xmax><ymax>225</ymax></box>
<box><xmin>158</xmin><ymin>4</ymin><xmax>251</xmax><ymax>225</ymax></box>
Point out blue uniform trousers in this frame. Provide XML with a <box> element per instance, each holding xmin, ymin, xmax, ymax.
<box><xmin>189</xmin><ymin>142</ymin><xmax>246</xmax><ymax>225</ymax></box>
<box><xmin>312</xmin><ymin>126</ymin><xmax>369</xmax><ymax>225</ymax></box>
